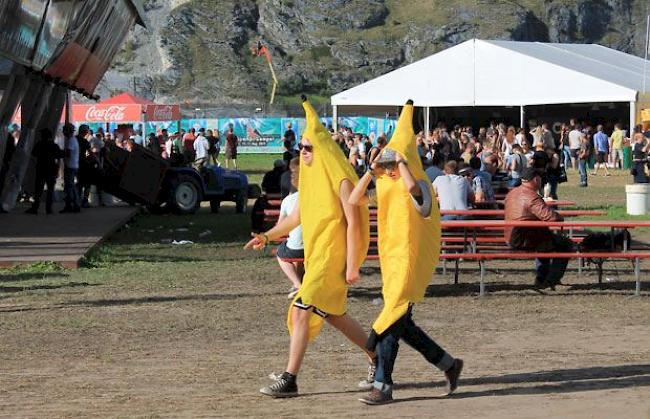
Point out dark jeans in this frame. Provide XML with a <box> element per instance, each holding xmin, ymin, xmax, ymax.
<box><xmin>632</xmin><ymin>161</ymin><xmax>649</xmax><ymax>183</ymax></box>
<box><xmin>578</xmin><ymin>160</ymin><xmax>588</xmax><ymax>185</ymax></box>
<box><xmin>373</xmin><ymin>307</ymin><xmax>454</xmax><ymax>389</ymax></box>
<box><xmin>63</xmin><ymin>168</ymin><xmax>79</xmax><ymax>209</ymax></box>
<box><xmin>31</xmin><ymin>171</ymin><xmax>56</xmax><ymax>212</ymax></box>
<box><xmin>534</xmin><ymin>233</ymin><xmax>573</xmax><ymax>285</ymax></box>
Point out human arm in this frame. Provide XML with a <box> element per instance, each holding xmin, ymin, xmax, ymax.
<box><xmin>348</xmin><ymin>170</ymin><xmax>376</xmax><ymax>206</ymax></box>
<box><xmin>395</xmin><ymin>153</ymin><xmax>421</xmax><ymax>196</ymax></box>
<box><xmin>340</xmin><ymin>179</ymin><xmax>362</xmax><ymax>285</ymax></box>
<box><xmin>244</xmin><ymin>204</ymin><xmax>300</xmax><ymax>250</ymax></box>
<box><xmin>528</xmin><ymin>196</ymin><xmax>563</xmax><ymax>221</ymax></box>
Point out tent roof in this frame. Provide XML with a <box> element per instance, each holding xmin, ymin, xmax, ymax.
<box><xmin>100</xmin><ymin>92</ymin><xmax>155</xmax><ymax>105</ymax></box>
<box><xmin>331</xmin><ymin>39</ymin><xmax>650</xmax><ymax>108</ymax></box>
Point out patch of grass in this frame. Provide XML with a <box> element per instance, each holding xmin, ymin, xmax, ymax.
<box><xmin>5</xmin><ymin>261</ymin><xmax>65</xmax><ymax>274</ymax></box>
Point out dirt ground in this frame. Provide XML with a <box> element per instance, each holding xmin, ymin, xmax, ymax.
<box><xmin>1</xmin><ymin>253</ymin><xmax>649</xmax><ymax>418</ymax></box>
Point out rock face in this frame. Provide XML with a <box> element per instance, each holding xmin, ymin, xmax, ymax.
<box><xmin>99</xmin><ymin>0</ymin><xmax>649</xmax><ymax>106</ymax></box>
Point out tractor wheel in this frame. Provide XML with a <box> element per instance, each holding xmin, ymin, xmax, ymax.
<box><xmin>169</xmin><ymin>174</ymin><xmax>202</xmax><ymax>214</ymax></box>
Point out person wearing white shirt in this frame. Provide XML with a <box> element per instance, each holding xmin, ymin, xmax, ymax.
<box><xmin>432</xmin><ymin>160</ymin><xmax>474</xmax><ymax>220</ymax></box>
<box><xmin>193</xmin><ymin>132</ymin><xmax>210</xmax><ymax>169</ymax></box>
<box><xmin>61</xmin><ymin>123</ymin><xmax>80</xmax><ymax>213</ymax></box>
<box><xmin>276</xmin><ymin>162</ymin><xmax>304</xmax><ymax>299</ymax></box>
<box><xmin>568</xmin><ymin>126</ymin><xmax>582</xmax><ymax>169</ymax></box>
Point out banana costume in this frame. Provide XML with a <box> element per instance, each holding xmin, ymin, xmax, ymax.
<box><xmin>372</xmin><ymin>101</ymin><xmax>441</xmax><ymax>335</ymax></box>
<box><xmin>287</xmin><ymin>97</ymin><xmax>370</xmax><ymax>340</ymax></box>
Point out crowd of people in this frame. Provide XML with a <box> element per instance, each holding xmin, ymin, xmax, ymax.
<box><xmin>0</xmin><ymin>121</ymin><xmax>247</xmax><ymax>215</ymax></box>
<box><xmin>257</xmin><ymin>117</ymin><xmax>650</xmax><ymax>307</ymax></box>
<box><xmin>260</xmin><ymin>118</ymin><xmax>650</xmax><ymax>224</ymax></box>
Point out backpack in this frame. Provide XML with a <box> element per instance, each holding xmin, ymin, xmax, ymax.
<box><xmin>580</xmin><ymin>230</ymin><xmax>631</xmax><ymax>252</ymax></box>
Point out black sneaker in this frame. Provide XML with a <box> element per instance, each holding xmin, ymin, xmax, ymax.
<box><xmin>259</xmin><ymin>373</ymin><xmax>298</xmax><ymax>398</ymax></box>
<box><xmin>444</xmin><ymin>358</ymin><xmax>463</xmax><ymax>395</ymax></box>
<box><xmin>358</xmin><ymin>361</ymin><xmax>377</xmax><ymax>390</ymax></box>
<box><xmin>25</xmin><ymin>207</ymin><xmax>38</xmax><ymax>214</ymax></box>
<box><xmin>59</xmin><ymin>207</ymin><xmax>74</xmax><ymax>214</ymax></box>
<box><xmin>359</xmin><ymin>388</ymin><xmax>393</xmax><ymax>405</ymax></box>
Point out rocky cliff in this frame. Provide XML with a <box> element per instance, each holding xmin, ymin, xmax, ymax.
<box><xmin>98</xmin><ymin>0</ymin><xmax>649</xmax><ymax>108</ymax></box>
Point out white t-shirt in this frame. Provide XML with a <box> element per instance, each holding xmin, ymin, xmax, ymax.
<box><xmin>193</xmin><ymin>135</ymin><xmax>209</xmax><ymax>159</ymax></box>
<box><xmin>515</xmin><ymin>133</ymin><xmax>526</xmax><ymax>146</ymax></box>
<box><xmin>280</xmin><ymin>192</ymin><xmax>303</xmax><ymax>250</ymax></box>
<box><xmin>432</xmin><ymin>174</ymin><xmax>470</xmax><ymax>211</ymax></box>
<box><xmin>64</xmin><ymin>135</ymin><xmax>79</xmax><ymax>169</ymax></box>
<box><xmin>568</xmin><ymin>130</ymin><xmax>582</xmax><ymax>150</ymax></box>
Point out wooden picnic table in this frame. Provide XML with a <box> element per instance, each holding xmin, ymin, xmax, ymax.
<box><xmin>440</xmin><ymin>220</ymin><xmax>650</xmax><ymax>229</ymax></box>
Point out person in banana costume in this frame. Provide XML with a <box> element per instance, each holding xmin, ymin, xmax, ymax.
<box><xmin>349</xmin><ymin>100</ymin><xmax>463</xmax><ymax>405</ymax></box>
<box><xmin>245</xmin><ymin>95</ymin><xmax>374</xmax><ymax>398</ymax></box>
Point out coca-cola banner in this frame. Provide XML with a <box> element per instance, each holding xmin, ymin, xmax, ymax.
<box><xmin>73</xmin><ymin>104</ymin><xmax>140</xmax><ymax>122</ymax></box>
<box><xmin>71</xmin><ymin>104</ymin><xmax>181</xmax><ymax>122</ymax></box>
<box><xmin>144</xmin><ymin>104</ymin><xmax>181</xmax><ymax>122</ymax></box>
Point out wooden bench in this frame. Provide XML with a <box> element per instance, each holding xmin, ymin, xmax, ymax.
<box><xmin>276</xmin><ymin>251</ymin><xmax>649</xmax><ymax>297</ymax></box>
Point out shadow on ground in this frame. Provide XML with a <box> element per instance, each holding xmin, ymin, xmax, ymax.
<box><xmin>389</xmin><ymin>364</ymin><xmax>650</xmax><ymax>403</ymax></box>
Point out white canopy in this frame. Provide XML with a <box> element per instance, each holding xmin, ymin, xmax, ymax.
<box><xmin>331</xmin><ymin>39</ymin><xmax>650</xmax><ymax>108</ymax></box>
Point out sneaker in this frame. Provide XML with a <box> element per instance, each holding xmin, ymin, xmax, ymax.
<box><xmin>444</xmin><ymin>358</ymin><xmax>463</xmax><ymax>395</ymax></box>
<box><xmin>359</xmin><ymin>388</ymin><xmax>393</xmax><ymax>405</ymax></box>
<box><xmin>59</xmin><ymin>207</ymin><xmax>74</xmax><ymax>214</ymax></box>
<box><xmin>259</xmin><ymin>373</ymin><xmax>298</xmax><ymax>398</ymax></box>
<box><xmin>358</xmin><ymin>361</ymin><xmax>377</xmax><ymax>390</ymax></box>
<box><xmin>25</xmin><ymin>207</ymin><xmax>38</xmax><ymax>214</ymax></box>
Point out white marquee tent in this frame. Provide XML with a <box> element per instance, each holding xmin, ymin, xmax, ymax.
<box><xmin>331</xmin><ymin>39</ymin><xmax>650</xmax><ymax>130</ymax></box>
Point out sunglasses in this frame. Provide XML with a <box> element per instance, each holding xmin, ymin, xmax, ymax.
<box><xmin>298</xmin><ymin>143</ymin><xmax>313</xmax><ymax>152</ymax></box>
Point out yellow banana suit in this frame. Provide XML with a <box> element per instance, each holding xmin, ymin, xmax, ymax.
<box><xmin>372</xmin><ymin>101</ymin><xmax>441</xmax><ymax>335</ymax></box>
<box><xmin>287</xmin><ymin>97</ymin><xmax>370</xmax><ymax>340</ymax></box>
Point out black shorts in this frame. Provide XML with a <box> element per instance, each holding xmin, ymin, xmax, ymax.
<box><xmin>293</xmin><ymin>297</ymin><xmax>329</xmax><ymax>318</ymax></box>
<box><xmin>596</xmin><ymin>151</ymin><xmax>607</xmax><ymax>163</ymax></box>
<box><xmin>570</xmin><ymin>149</ymin><xmax>579</xmax><ymax>159</ymax></box>
<box><xmin>276</xmin><ymin>241</ymin><xmax>304</xmax><ymax>259</ymax></box>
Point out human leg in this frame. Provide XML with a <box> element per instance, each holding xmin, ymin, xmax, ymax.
<box><xmin>44</xmin><ymin>175</ymin><xmax>55</xmax><ymax>213</ymax></box>
<box><xmin>548</xmin><ymin>176</ymin><xmax>559</xmax><ymax>200</ymax></box>
<box><xmin>62</xmin><ymin>168</ymin><xmax>77</xmax><ymax>210</ymax></box>
<box><xmin>578</xmin><ymin>160</ymin><xmax>588</xmax><ymax>186</ymax></box>
<box><xmin>28</xmin><ymin>172</ymin><xmax>46</xmax><ymax>212</ymax></box>
<box><xmin>546</xmin><ymin>234</ymin><xmax>573</xmax><ymax>285</ymax></box>
<box><xmin>535</xmin><ymin>257</ymin><xmax>550</xmax><ymax>285</ymax></box>
<box><xmin>400</xmin><ymin>311</ymin><xmax>463</xmax><ymax>395</ymax></box>
<box><xmin>326</xmin><ymin>313</ymin><xmax>375</xmax><ymax>362</ymax></box>
<box><xmin>401</xmin><ymin>313</ymin><xmax>455</xmax><ymax>371</ymax></box>
<box><xmin>277</xmin><ymin>256</ymin><xmax>302</xmax><ymax>290</ymax></box>
<box><xmin>285</xmin><ymin>306</ymin><xmax>311</xmax><ymax>375</ymax></box>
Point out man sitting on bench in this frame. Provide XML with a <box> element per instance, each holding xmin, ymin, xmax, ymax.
<box><xmin>504</xmin><ymin>167</ymin><xmax>573</xmax><ymax>289</ymax></box>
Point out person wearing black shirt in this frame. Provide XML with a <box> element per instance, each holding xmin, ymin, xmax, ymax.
<box><xmin>262</xmin><ymin>160</ymin><xmax>286</xmax><ymax>194</ymax></box>
<box><xmin>76</xmin><ymin>125</ymin><xmax>91</xmax><ymax>208</ymax></box>
<box><xmin>283</xmin><ymin>123</ymin><xmax>296</xmax><ymax>149</ymax></box>
<box><xmin>26</xmin><ymin>128</ymin><xmax>63</xmax><ymax>214</ymax></box>
<box><xmin>282</xmin><ymin>140</ymin><xmax>296</xmax><ymax>169</ymax></box>
<box><xmin>631</xmin><ymin>133</ymin><xmax>649</xmax><ymax>183</ymax></box>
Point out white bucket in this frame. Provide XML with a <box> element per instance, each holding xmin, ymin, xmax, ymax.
<box><xmin>626</xmin><ymin>183</ymin><xmax>650</xmax><ymax>215</ymax></box>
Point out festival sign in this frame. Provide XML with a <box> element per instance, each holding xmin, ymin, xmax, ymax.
<box><xmin>219</xmin><ymin>118</ymin><xmax>284</xmax><ymax>153</ymax></box>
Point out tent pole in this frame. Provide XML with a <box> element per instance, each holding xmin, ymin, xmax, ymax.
<box><xmin>425</xmin><ymin>106</ymin><xmax>430</xmax><ymax>136</ymax></box>
<box><xmin>332</xmin><ymin>105</ymin><xmax>338</xmax><ymax>132</ymax></box>
<box><xmin>519</xmin><ymin>105</ymin><xmax>525</xmax><ymax>129</ymax></box>
<box><xmin>629</xmin><ymin>101</ymin><xmax>636</xmax><ymax>134</ymax></box>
